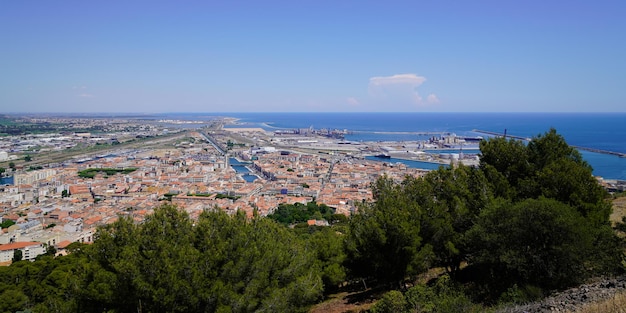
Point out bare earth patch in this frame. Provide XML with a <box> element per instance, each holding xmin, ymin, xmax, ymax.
<box><xmin>310</xmin><ymin>289</ymin><xmax>385</xmax><ymax>313</ymax></box>
<box><xmin>610</xmin><ymin>196</ymin><xmax>626</xmax><ymax>225</ymax></box>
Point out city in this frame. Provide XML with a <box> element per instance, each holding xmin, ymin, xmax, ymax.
<box><xmin>0</xmin><ymin>114</ymin><xmax>441</xmax><ymax>263</ymax></box>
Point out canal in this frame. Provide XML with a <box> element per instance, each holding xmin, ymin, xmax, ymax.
<box><xmin>229</xmin><ymin>158</ymin><xmax>258</xmax><ymax>182</ymax></box>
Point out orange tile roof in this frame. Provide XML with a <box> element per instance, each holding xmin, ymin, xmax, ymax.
<box><xmin>0</xmin><ymin>241</ymin><xmax>42</xmax><ymax>251</ymax></box>
<box><xmin>57</xmin><ymin>240</ymin><xmax>73</xmax><ymax>249</ymax></box>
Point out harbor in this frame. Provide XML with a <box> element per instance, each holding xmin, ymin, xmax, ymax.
<box><xmin>473</xmin><ymin>129</ymin><xmax>626</xmax><ymax>158</ymax></box>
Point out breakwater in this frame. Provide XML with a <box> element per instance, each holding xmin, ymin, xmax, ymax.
<box><xmin>473</xmin><ymin>129</ymin><xmax>626</xmax><ymax>158</ymax></box>
<box><xmin>472</xmin><ymin>129</ymin><xmax>531</xmax><ymax>141</ymax></box>
<box><xmin>352</xmin><ymin>130</ymin><xmax>452</xmax><ymax>136</ymax></box>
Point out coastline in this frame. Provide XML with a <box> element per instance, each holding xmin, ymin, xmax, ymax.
<box><xmin>216</xmin><ymin>113</ymin><xmax>626</xmax><ymax>180</ymax></box>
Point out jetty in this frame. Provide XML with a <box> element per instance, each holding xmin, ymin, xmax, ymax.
<box><xmin>472</xmin><ymin>129</ymin><xmax>626</xmax><ymax>158</ymax></box>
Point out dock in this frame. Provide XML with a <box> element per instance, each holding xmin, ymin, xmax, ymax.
<box><xmin>472</xmin><ymin>129</ymin><xmax>626</xmax><ymax>158</ymax></box>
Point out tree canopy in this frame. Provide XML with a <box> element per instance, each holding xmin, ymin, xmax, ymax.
<box><xmin>0</xmin><ymin>205</ymin><xmax>325</xmax><ymax>313</ymax></box>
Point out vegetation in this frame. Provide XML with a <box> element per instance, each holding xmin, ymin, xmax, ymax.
<box><xmin>359</xmin><ymin>128</ymin><xmax>623</xmax><ymax>307</ymax></box>
<box><xmin>267</xmin><ymin>201</ymin><xmax>335</xmax><ymax>225</ymax></box>
<box><xmin>0</xmin><ymin>205</ymin><xmax>326</xmax><ymax>313</ymax></box>
<box><xmin>0</xmin><ymin>129</ymin><xmax>623</xmax><ymax>312</ymax></box>
<box><xmin>345</xmin><ymin>176</ymin><xmax>431</xmax><ymax>286</ymax></box>
<box><xmin>370</xmin><ymin>275</ymin><xmax>483</xmax><ymax>313</ymax></box>
<box><xmin>0</xmin><ymin>115</ymin><xmax>105</xmax><ymax>136</ymax></box>
<box><xmin>161</xmin><ymin>192</ymin><xmax>179</xmax><ymax>201</ymax></box>
<box><xmin>214</xmin><ymin>193</ymin><xmax>240</xmax><ymax>200</ymax></box>
<box><xmin>77</xmin><ymin>167</ymin><xmax>137</xmax><ymax>178</ymax></box>
<box><xmin>0</xmin><ymin>219</ymin><xmax>15</xmax><ymax>229</ymax></box>
<box><xmin>11</xmin><ymin>250</ymin><xmax>22</xmax><ymax>263</ymax></box>
<box><xmin>186</xmin><ymin>192</ymin><xmax>212</xmax><ymax>197</ymax></box>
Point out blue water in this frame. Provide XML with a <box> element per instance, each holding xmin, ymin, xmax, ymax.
<box><xmin>169</xmin><ymin>113</ymin><xmax>626</xmax><ymax>180</ymax></box>
<box><xmin>241</xmin><ymin>174</ymin><xmax>257</xmax><ymax>183</ymax></box>
<box><xmin>424</xmin><ymin>149</ymin><xmax>481</xmax><ymax>154</ymax></box>
<box><xmin>366</xmin><ymin>156</ymin><xmax>447</xmax><ymax>171</ymax></box>
<box><xmin>230</xmin><ymin>158</ymin><xmax>257</xmax><ymax>182</ymax></box>
<box><xmin>0</xmin><ymin>176</ymin><xmax>13</xmax><ymax>185</ymax></box>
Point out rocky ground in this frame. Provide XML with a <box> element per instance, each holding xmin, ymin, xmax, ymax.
<box><xmin>498</xmin><ymin>276</ymin><xmax>626</xmax><ymax>313</ymax></box>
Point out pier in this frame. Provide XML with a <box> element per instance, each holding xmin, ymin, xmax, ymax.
<box><xmin>472</xmin><ymin>129</ymin><xmax>626</xmax><ymax>158</ymax></box>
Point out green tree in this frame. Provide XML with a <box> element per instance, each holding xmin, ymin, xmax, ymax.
<box><xmin>345</xmin><ymin>176</ymin><xmax>432</xmax><ymax>286</ymax></box>
<box><xmin>307</xmin><ymin>228</ymin><xmax>346</xmax><ymax>292</ymax></box>
<box><xmin>0</xmin><ymin>289</ymin><xmax>29</xmax><ymax>313</ymax></box>
<box><xmin>12</xmin><ymin>250</ymin><xmax>23</xmax><ymax>263</ymax></box>
<box><xmin>196</xmin><ymin>209</ymin><xmax>323</xmax><ymax>312</ymax></box>
<box><xmin>467</xmin><ymin>198</ymin><xmax>601</xmax><ymax>292</ymax></box>
<box><xmin>132</xmin><ymin>204</ymin><xmax>199</xmax><ymax>313</ymax></box>
<box><xmin>404</xmin><ymin>276</ymin><xmax>481</xmax><ymax>313</ymax></box>
<box><xmin>401</xmin><ymin>165</ymin><xmax>493</xmax><ymax>276</ymax></box>
<box><xmin>479</xmin><ymin>136</ymin><xmax>529</xmax><ymax>198</ymax></box>
<box><xmin>370</xmin><ymin>290</ymin><xmax>407</xmax><ymax>313</ymax></box>
<box><xmin>82</xmin><ymin>213</ymin><xmax>140</xmax><ymax>312</ymax></box>
<box><xmin>43</xmin><ymin>245</ymin><xmax>56</xmax><ymax>257</ymax></box>
<box><xmin>528</xmin><ymin>131</ymin><xmax>610</xmax><ymax>225</ymax></box>
<box><xmin>267</xmin><ymin>201</ymin><xmax>334</xmax><ymax>225</ymax></box>
<box><xmin>0</xmin><ymin>219</ymin><xmax>15</xmax><ymax>229</ymax></box>
<box><xmin>479</xmin><ymin>129</ymin><xmax>611</xmax><ymax>224</ymax></box>
<box><xmin>80</xmin><ymin>205</ymin><xmax>323</xmax><ymax>313</ymax></box>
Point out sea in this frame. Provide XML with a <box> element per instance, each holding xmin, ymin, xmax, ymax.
<box><xmin>160</xmin><ymin>112</ymin><xmax>626</xmax><ymax>180</ymax></box>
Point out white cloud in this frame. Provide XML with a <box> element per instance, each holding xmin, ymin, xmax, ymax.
<box><xmin>347</xmin><ymin>97</ymin><xmax>359</xmax><ymax>106</ymax></box>
<box><xmin>368</xmin><ymin>73</ymin><xmax>438</xmax><ymax>107</ymax></box>
<box><xmin>77</xmin><ymin>93</ymin><xmax>95</xmax><ymax>98</ymax></box>
<box><xmin>427</xmin><ymin>94</ymin><xmax>440</xmax><ymax>104</ymax></box>
<box><xmin>369</xmin><ymin>73</ymin><xmax>426</xmax><ymax>87</ymax></box>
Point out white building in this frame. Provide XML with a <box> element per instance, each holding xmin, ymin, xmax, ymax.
<box><xmin>0</xmin><ymin>241</ymin><xmax>46</xmax><ymax>264</ymax></box>
<box><xmin>14</xmin><ymin>168</ymin><xmax>57</xmax><ymax>185</ymax></box>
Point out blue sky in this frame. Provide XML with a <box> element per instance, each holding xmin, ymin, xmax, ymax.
<box><xmin>1</xmin><ymin>1</ymin><xmax>625</xmax><ymax>113</ymax></box>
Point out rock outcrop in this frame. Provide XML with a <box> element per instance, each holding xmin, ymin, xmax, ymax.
<box><xmin>499</xmin><ymin>276</ymin><xmax>626</xmax><ymax>313</ymax></box>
